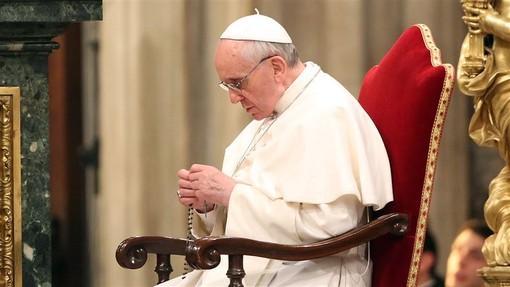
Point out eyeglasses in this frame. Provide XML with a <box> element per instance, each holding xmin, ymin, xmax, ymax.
<box><xmin>218</xmin><ymin>56</ymin><xmax>274</xmax><ymax>93</ymax></box>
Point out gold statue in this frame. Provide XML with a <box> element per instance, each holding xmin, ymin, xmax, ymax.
<box><xmin>458</xmin><ymin>0</ymin><xmax>510</xmax><ymax>267</ymax></box>
<box><xmin>461</xmin><ymin>0</ymin><xmax>489</xmax><ymax>76</ymax></box>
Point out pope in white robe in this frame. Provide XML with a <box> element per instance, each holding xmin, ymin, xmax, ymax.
<box><xmin>159</xmin><ymin>11</ymin><xmax>393</xmax><ymax>287</ymax></box>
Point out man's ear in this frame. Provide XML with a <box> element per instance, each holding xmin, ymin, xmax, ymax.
<box><xmin>269</xmin><ymin>56</ymin><xmax>286</xmax><ymax>81</ymax></box>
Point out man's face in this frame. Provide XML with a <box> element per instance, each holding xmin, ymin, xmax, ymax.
<box><xmin>214</xmin><ymin>40</ymin><xmax>281</xmax><ymax>120</ymax></box>
<box><xmin>445</xmin><ymin>229</ymin><xmax>487</xmax><ymax>287</ymax></box>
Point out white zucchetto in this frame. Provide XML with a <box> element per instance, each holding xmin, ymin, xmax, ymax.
<box><xmin>220</xmin><ymin>10</ymin><xmax>292</xmax><ymax>44</ymax></box>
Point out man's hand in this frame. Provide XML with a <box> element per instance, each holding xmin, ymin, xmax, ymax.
<box><xmin>176</xmin><ymin>164</ymin><xmax>237</xmax><ymax>210</ymax></box>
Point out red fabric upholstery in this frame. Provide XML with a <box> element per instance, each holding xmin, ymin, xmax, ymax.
<box><xmin>358</xmin><ymin>24</ymin><xmax>455</xmax><ymax>287</ymax></box>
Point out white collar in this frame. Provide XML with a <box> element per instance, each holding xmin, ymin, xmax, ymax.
<box><xmin>274</xmin><ymin>61</ymin><xmax>321</xmax><ymax>114</ymax></box>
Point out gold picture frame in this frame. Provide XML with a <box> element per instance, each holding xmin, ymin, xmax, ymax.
<box><xmin>0</xmin><ymin>87</ymin><xmax>22</xmax><ymax>287</ymax></box>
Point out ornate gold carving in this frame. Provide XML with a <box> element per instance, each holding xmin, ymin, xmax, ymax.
<box><xmin>0</xmin><ymin>87</ymin><xmax>22</xmax><ymax>287</ymax></box>
<box><xmin>458</xmin><ymin>0</ymin><xmax>510</xmax><ymax>266</ymax></box>
<box><xmin>458</xmin><ymin>0</ymin><xmax>510</xmax><ymax>284</ymax></box>
<box><xmin>460</xmin><ymin>0</ymin><xmax>489</xmax><ymax>77</ymax></box>
<box><xmin>479</xmin><ymin>266</ymin><xmax>510</xmax><ymax>286</ymax></box>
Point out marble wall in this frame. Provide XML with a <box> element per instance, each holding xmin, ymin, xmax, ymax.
<box><xmin>0</xmin><ymin>1</ymin><xmax>101</xmax><ymax>285</ymax></box>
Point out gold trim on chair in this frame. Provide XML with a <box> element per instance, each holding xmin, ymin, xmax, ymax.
<box><xmin>0</xmin><ymin>87</ymin><xmax>22</xmax><ymax>287</ymax></box>
<box><xmin>406</xmin><ymin>25</ymin><xmax>456</xmax><ymax>287</ymax></box>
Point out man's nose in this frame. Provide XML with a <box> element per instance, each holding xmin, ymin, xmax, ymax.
<box><xmin>229</xmin><ymin>90</ymin><xmax>244</xmax><ymax>103</ymax></box>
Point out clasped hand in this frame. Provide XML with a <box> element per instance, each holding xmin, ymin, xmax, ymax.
<box><xmin>177</xmin><ymin>164</ymin><xmax>236</xmax><ymax>211</ymax></box>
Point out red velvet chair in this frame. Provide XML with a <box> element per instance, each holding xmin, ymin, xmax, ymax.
<box><xmin>116</xmin><ymin>24</ymin><xmax>455</xmax><ymax>287</ymax></box>
<box><xmin>359</xmin><ymin>24</ymin><xmax>455</xmax><ymax>287</ymax></box>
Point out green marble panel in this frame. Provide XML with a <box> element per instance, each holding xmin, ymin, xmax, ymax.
<box><xmin>0</xmin><ymin>23</ymin><xmax>68</xmax><ymax>41</ymax></box>
<box><xmin>0</xmin><ymin>0</ymin><xmax>102</xmax><ymax>22</ymax></box>
<box><xmin>0</xmin><ymin>54</ymin><xmax>52</xmax><ymax>286</ymax></box>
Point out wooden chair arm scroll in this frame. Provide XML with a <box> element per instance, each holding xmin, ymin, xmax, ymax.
<box><xmin>115</xmin><ymin>213</ymin><xmax>407</xmax><ymax>286</ymax></box>
<box><xmin>116</xmin><ymin>236</ymin><xmax>190</xmax><ymax>284</ymax></box>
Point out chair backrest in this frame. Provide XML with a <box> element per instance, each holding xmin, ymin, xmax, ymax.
<box><xmin>358</xmin><ymin>24</ymin><xmax>454</xmax><ymax>287</ymax></box>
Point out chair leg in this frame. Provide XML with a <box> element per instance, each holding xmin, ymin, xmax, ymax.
<box><xmin>155</xmin><ymin>254</ymin><xmax>172</xmax><ymax>284</ymax></box>
<box><xmin>227</xmin><ymin>254</ymin><xmax>246</xmax><ymax>287</ymax></box>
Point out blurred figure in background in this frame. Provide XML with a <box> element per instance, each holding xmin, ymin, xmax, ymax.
<box><xmin>445</xmin><ymin>219</ymin><xmax>493</xmax><ymax>287</ymax></box>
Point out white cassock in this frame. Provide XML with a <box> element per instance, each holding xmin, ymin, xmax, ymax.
<box><xmin>158</xmin><ymin>62</ymin><xmax>393</xmax><ymax>287</ymax></box>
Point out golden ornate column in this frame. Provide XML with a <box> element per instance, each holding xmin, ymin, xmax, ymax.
<box><xmin>457</xmin><ymin>0</ymin><xmax>510</xmax><ymax>285</ymax></box>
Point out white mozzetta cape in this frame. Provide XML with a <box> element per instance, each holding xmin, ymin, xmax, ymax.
<box><xmin>160</xmin><ymin>62</ymin><xmax>393</xmax><ymax>287</ymax></box>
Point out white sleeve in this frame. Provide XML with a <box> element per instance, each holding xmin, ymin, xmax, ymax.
<box><xmin>192</xmin><ymin>208</ymin><xmax>220</xmax><ymax>238</ymax></box>
<box><xmin>225</xmin><ymin>183</ymin><xmax>364</xmax><ymax>244</ymax></box>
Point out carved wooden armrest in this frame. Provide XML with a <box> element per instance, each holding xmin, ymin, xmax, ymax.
<box><xmin>116</xmin><ymin>213</ymin><xmax>407</xmax><ymax>286</ymax></box>
<box><xmin>116</xmin><ymin>236</ymin><xmax>190</xmax><ymax>284</ymax></box>
<box><xmin>187</xmin><ymin>213</ymin><xmax>408</xmax><ymax>286</ymax></box>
